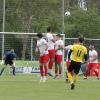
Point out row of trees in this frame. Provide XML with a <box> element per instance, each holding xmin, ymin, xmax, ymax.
<box><xmin>0</xmin><ymin>0</ymin><xmax>100</xmax><ymax>59</ymax></box>
<box><xmin>0</xmin><ymin>0</ymin><xmax>100</xmax><ymax>38</ymax></box>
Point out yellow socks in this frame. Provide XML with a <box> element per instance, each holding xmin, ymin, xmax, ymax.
<box><xmin>67</xmin><ymin>72</ymin><xmax>73</xmax><ymax>84</ymax></box>
<box><xmin>74</xmin><ymin>75</ymin><xmax>78</xmax><ymax>83</ymax></box>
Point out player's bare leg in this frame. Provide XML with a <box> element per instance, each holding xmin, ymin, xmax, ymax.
<box><xmin>54</xmin><ymin>62</ymin><xmax>58</xmax><ymax>79</ymax></box>
<box><xmin>58</xmin><ymin>63</ymin><xmax>62</xmax><ymax>78</ymax></box>
<box><xmin>48</xmin><ymin>57</ymin><xmax>54</xmax><ymax>77</ymax></box>
<box><xmin>0</xmin><ymin>64</ymin><xmax>6</xmax><ymax>76</ymax></box>
<box><xmin>84</xmin><ymin>66</ymin><xmax>90</xmax><ymax>79</ymax></box>
<box><xmin>39</xmin><ymin>63</ymin><xmax>44</xmax><ymax>82</ymax></box>
<box><xmin>11</xmin><ymin>62</ymin><xmax>16</xmax><ymax>76</ymax></box>
<box><xmin>43</xmin><ymin>63</ymin><xmax>48</xmax><ymax>82</ymax></box>
<box><xmin>94</xmin><ymin>69</ymin><xmax>99</xmax><ymax>80</ymax></box>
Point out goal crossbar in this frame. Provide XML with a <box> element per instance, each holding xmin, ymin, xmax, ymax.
<box><xmin>65</xmin><ymin>38</ymin><xmax>100</xmax><ymax>41</ymax></box>
<box><xmin>0</xmin><ymin>32</ymin><xmax>37</xmax><ymax>35</ymax></box>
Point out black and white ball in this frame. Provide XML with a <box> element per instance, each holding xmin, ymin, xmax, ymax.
<box><xmin>65</xmin><ymin>11</ymin><xmax>70</xmax><ymax>16</ymax></box>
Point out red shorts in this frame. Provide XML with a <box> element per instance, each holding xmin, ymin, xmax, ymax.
<box><xmin>87</xmin><ymin>63</ymin><xmax>99</xmax><ymax>69</ymax></box>
<box><xmin>39</xmin><ymin>54</ymin><xmax>49</xmax><ymax>63</ymax></box>
<box><xmin>48</xmin><ymin>49</ymin><xmax>55</xmax><ymax>58</ymax></box>
<box><xmin>87</xmin><ymin>63</ymin><xmax>100</xmax><ymax>76</ymax></box>
<box><xmin>55</xmin><ymin>55</ymin><xmax>62</xmax><ymax>63</ymax></box>
<box><xmin>66</xmin><ymin>60</ymin><xmax>71</xmax><ymax>68</ymax></box>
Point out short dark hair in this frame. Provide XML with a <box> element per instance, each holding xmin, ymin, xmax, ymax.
<box><xmin>47</xmin><ymin>27</ymin><xmax>52</xmax><ymax>32</ymax></box>
<box><xmin>37</xmin><ymin>33</ymin><xmax>43</xmax><ymax>38</ymax></box>
<box><xmin>56</xmin><ymin>34</ymin><xmax>62</xmax><ymax>37</ymax></box>
<box><xmin>78</xmin><ymin>37</ymin><xmax>84</xmax><ymax>43</ymax></box>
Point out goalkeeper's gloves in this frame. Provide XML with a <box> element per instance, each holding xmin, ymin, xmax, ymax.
<box><xmin>0</xmin><ymin>60</ymin><xmax>4</xmax><ymax>65</ymax></box>
<box><xmin>13</xmin><ymin>62</ymin><xmax>15</xmax><ymax>66</ymax></box>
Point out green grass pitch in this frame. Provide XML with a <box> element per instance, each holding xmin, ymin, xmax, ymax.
<box><xmin>0</xmin><ymin>74</ymin><xmax>100</xmax><ymax>100</ymax></box>
<box><xmin>0</xmin><ymin>61</ymin><xmax>100</xmax><ymax>100</ymax></box>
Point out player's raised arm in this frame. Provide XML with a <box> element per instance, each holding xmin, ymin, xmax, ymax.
<box><xmin>46</xmin><ymin>27</ymin><xmax>55</xmax><ymax>43</ymax></box>
<box><xmin>45</xmin><ymin>27</ymin><xmax>55</xmax><ymax>77</ymax></box>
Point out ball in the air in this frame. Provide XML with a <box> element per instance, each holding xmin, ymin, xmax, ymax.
<box><xmin>65</xmin><ymin>11</ymin><xmax>70</xmax><ymax>16</ymax></box>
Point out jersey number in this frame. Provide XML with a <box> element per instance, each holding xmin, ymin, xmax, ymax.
<box><xmin>77</xmin><ymin>50</ymin><xmax>82</xmax><ymax>57</ymax></box>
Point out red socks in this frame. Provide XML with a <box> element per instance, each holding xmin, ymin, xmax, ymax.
<box><xmin>40</xmin><ymin>66</ymin><xmax>43</xmax><ymax>76</ymax></box>
<box><xmin>44</xmin><ymin>65</ymin><xmax>48</xmax><ymax>76</ymax></box>
<box><xmin>48</xmin><ymin>59</ymin><xmax>54</xmax><ymax>70</ymax></box>
<box><xmin>40</xmin><ymin>65</ymin><xmax>48</xmax><ymax>76</ymax></box>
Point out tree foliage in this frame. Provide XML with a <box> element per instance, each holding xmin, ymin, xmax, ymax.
<box><xmin>0</xmin><ymin>0</ymin><xmax>100</xmax><ymax>38</ymax></box>
<box><xmin>0</xmin><ymin>0</ymin><xmax>100</xmax><ymax>59</ymax></box>
<box><xmin>65</xmin><ymin>6</ymin><xmax>100</xmax><ymax>38</ymax></box>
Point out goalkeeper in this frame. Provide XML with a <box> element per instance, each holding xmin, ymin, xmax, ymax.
<box><xmin>0</xmin><ymin>49</ymin><xmax>16</xmax><ymax>76</ymax></box>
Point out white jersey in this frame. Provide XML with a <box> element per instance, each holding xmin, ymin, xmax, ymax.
<box><xmin>37</xmin><ymin>38</ymin><xmax>48</xmax><ymax>56</ymax></box>
<box><xmin>55</xmin><ymin>39</ymin><xmax>64</xmax><ymax>55</ymax></box>
<box><xmin>46</xmin><ymin>33</ymin><xmax>54</xmax><ymax>50</ymax></box>
<box><xmin>65</xmin><ymin>45</ymin><xmax>72</xmax><ymax>61</ymax></box>
<box><xmin>89</xmin><ymin>50</ymin><xmax>98</xmax><ymax>63</ymax></box>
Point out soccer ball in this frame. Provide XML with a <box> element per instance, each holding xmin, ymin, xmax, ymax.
<box><xmin>65</xmin><ymin>11</ymin><xmax>70</xmax><ymax>16</ymax></box>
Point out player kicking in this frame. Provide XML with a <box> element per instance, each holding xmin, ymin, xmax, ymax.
<box><xmin>46</xmin><ymin>27</ymin><xmax>55</xmax><ymax>77</ymax></box>
<box><xmin>67</xmin><ymin>37</ymin><xmax>87</xmax><ymax>90</ymax></box>
<box><xmin>36</xmin><ymin>33</ymin><xmax>49</xmax><ymax>82</ymax></box>
<box><xmin>84</xmin><ymin>45</ymin><xmax>99</xmax><ymax>79</ymax></box>
<box><xmin>0</xmin><ymin>49</ymin><xmax>16</xmax><ymax>76</ymax></box>
<box><xmin>54</xmin><ymin>34</ymin><xmax>64</xmax><ymax>78</ymax></box>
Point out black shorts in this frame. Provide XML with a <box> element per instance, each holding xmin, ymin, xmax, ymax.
<box><xmin>68</xmin><ymin>60</ymin><xmax>82</xmax><ymax>74</ymax></box>
<box><xmin>4</xmin><ymin>60</ymin><xmax>13</xmax><ymax>66</ymax></box>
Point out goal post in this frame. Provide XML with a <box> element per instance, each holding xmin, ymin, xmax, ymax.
<box><xmin>0</xmin><ymin>32</ymin><xmax>100</xmax><ymax>75</ymax></box>
<box><xmin>0</xmin><ymin>32</ymin><xmax>65</xmax><ymax>75</ymax></box>
<box><xmin>1</xmin><ymin>32</ymin><xmax>100</xmax><ymax>75</ymax></box>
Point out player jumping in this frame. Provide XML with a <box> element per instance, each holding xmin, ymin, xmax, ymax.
<box><xmin>54</xmin><ymin>34</ymin><xmax>64</xmax><ymax>78</ymax></box>
<box><xmin>46</xmin><ymin>27</ymin><xmax>55</xmax><ymax>77</ymax></box>
<box><xmin>35</xmin><ymin>33</ymin><xmax>49</xmax><ymax>82</ymax></box>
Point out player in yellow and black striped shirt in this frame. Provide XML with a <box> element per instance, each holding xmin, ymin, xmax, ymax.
<box><xmin>67</xmin><ymin>37</ymin><xmax>88</xmax><ymax>90</ymax></box>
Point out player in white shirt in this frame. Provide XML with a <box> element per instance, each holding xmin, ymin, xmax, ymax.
<box><xmin>35</xmin><ymin>33</ymin><xmax>49</xmax><ymax>82</ymax></box>
<box><xmin>46</xmin><ymin>27</ymin><xmax>55</xmax><ymax>76</ymax></box>
<box><xmin>84</xmin><ymin>45</ymin><xmax>99</xmax><ymax>79</ymax></box>
<box><xmin>54</xmin><ymin>34</ymin><xmax>64</xmax><ymax>78</ymax></box>
<box><xmin>65</xmin><ymin>45</ymin><xmax>73</xmax><ymax>67</ymax></box>
<box><xmin>65</xmin><ymin>45</ymin><xmax>73</xmax><ymax>81</ymax></box>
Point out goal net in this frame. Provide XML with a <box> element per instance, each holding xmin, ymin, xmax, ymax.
<box><xmin>64</xmin><ymin>38</ymin><xmax>100</xmax><ymax>60</ymax></box>
<box><xmin>0</xmin><ymin>32</ymin><xmax>100</xmax><ymax>74</ymax></box>
<box><xmin>0</xmin><ymin>32</ymin><xmax>38</xmax><ymax>60</ymax></box>
<box><xmin>0</xmin><ymin>32</ymin><xmax>65</xmax><ymax>74</ymax></box>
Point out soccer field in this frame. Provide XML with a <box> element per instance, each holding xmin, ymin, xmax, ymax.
<box><xmin>0</xmin><ymin>74</ymin><xmax>100</xmax><ymax>100</ymax></box>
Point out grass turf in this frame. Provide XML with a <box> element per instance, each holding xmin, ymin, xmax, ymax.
<box><xmin>0</xmin><ymin>74</ymin><xmax>100</xmax><ymax>100</ymax></box>
<box><xmin>0</xmin><ymin>61</ymin><xmax>100</xmax><ymax>100</ymax></box>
